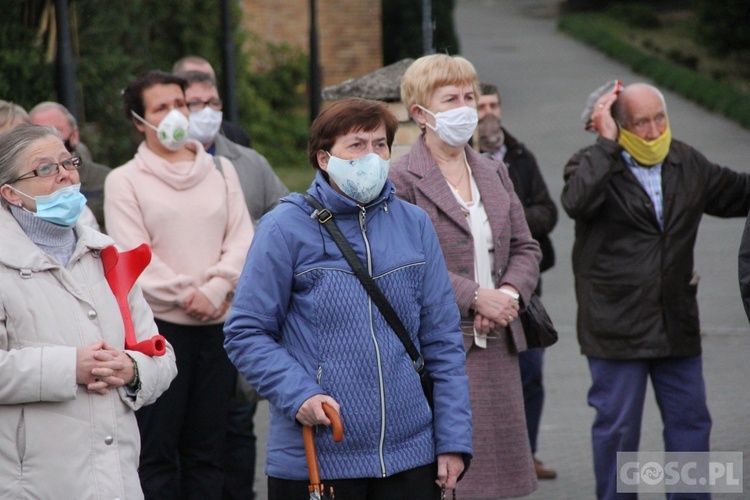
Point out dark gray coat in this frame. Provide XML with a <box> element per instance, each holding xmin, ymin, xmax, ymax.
<box><xmin>562</xmin><ymin>136</ymin><xmax>750</xmax><ymax>359</ymax></box>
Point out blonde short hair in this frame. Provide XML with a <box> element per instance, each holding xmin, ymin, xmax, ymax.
<box><xmin>0</xmin><ymin>100</ymin><xmax>30</xmax><ymax>132</ymax></box>
<box><xmin>400</xmin><ymin>54</ymin><xmax>480</xmax><ymax>113</ymax></box>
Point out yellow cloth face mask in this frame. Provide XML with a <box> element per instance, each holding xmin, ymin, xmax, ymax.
<box><xmin>618</xmin><ymin>123</ymin><xmax>672</xmax><ymax>166</ymax></box>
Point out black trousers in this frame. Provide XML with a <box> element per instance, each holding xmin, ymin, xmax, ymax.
<box><xmin>268</xmin><ymin>462</ymin><xmax>442</xmax><ymax>500</ymax></box>
<box><xmin>136</xmin><ymin>320</ymin><xmax>235</xmax><ymax>500</ymax></box>
<box><xmin>221</xmin><ymin>397</ymin><xmax>258</xmax><ymax>500</ymax></box>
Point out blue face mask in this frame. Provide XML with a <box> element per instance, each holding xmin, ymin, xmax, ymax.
<box><xmin>325</xmin><ymin>152</ymin><xmax>390</xmax><ymax>204</ymax></box>
<box><xmin>7</xmin><ymin>183</ymin><xmax>87</xmax><ymax>227</ymax></box>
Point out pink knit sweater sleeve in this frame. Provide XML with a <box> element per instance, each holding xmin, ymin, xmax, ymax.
<box><xmin>197</xmin><ymin>156</ymin><xmax>254</xmax><ymax>308</ymax></box>
<box><xmin>103</xmin><ymin>162</ymin><xmax>197</xmax><ymax>310</ymax></box>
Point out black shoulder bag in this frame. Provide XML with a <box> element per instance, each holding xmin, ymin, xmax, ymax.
<box><xmin>304</xmin><ymin>194</ymin><xmax>434</xmax><ymax>410</ymax></box>
<box><xmin>520</xmin><ymin>294</ymin><xmax>559</xmax><ymax>349</ymax></box>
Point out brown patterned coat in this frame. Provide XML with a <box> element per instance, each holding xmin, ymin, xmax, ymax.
<box><xmin>390</xmin><ymin>137</ymin><xmax>541</xmax><ymax>497</ymax></box>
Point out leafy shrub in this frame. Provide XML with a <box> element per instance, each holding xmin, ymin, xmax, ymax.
<box><xmin>666</xmin><ymin>49</ymin><xmax>699</xmax><ymax>70</ymax></box>
<box><xmin>695</xmin><ymin>0</ymin><xmax>750</xmax><ymax>57</ymax></box>
<box><xmin>0</xmin><ymin>2</ymin><xmax>56</xmax><ymax>111</ymax></box>
<box><xmin>383</xmin><ymin>0</ymin><xmax>459</xmax><ymax>64</ymax></box>
<box><xmin>0</xmin><ymin>0</ymin><xmax>308</xmax><ymax>170</ymax></box>
<box><xmin>607</xmin><ymin>3</ymin><xmax>661</xmax><ymax>29</ymax></box>
<box><xmin>559</xmin><ymin>13</ymin><xmax>750</xmax><ymax>129</ymax></box>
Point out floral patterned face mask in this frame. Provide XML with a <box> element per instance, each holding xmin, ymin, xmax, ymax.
<box><xmin>325</xmin><ymin>152</ymin><xmax>390</xmax><ymax>204</ymax></box>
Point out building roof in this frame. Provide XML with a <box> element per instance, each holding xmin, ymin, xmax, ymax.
<box><xmin>321</xmin><ymin>58</ymin><xmax>414</xmax><ymax>102</ymax></box>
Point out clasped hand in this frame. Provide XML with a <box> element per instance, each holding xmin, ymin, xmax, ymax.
<box><xmin>474</xmin><ymin>287</ymin><xmax>520</xmax><ymax>334</ymax></box>
<box><xmin>183</xmin><ymin>289</ymin><xmax>229</xmax><ymax>323</ymax></box>
<box><xmin>76</xmin><ymin>340</ymin><xmax>136</xmax><ymax>395</ymax></box>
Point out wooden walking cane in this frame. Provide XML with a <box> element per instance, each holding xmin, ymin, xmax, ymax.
<box><xmin>303</xmin><ymin>402</ymin><xmax>344</xmax><ymax>500</ymax></box>
<box><xmin>101</xmin><ymin>244</ymin><xmax>166</xmax><ymax>356</ymax></box>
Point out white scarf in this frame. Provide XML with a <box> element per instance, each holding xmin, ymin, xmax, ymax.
<box><xmin>447</xmin><ymin>158</ymin><xmax>495</xmax><ymax>348</ymax></box>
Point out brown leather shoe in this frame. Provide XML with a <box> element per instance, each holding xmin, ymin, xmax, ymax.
<box><xmin>534</xmin><ymin>457</ymin><xmax>557</xmax><ymax>480</ymax></box>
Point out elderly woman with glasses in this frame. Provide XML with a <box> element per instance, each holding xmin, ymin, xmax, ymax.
<box><xmin>0</xmin><ymin>124</ymin><xmax>177</xmax><ymax>499</ymax></box>
<box><xmin>390</xmin><ymin>54</ymin><xmax>542</xmax><ymax>498</ymax></box>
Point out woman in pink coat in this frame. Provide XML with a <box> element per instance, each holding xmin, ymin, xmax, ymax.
<box><xmin>389</xmin><ymin>54</ymin><xmax>541</xmax><ymax>498</ymax></box>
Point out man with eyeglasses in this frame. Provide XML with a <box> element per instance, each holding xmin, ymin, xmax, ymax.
<box><xmin>177</xmin><ymin>68</ymin><xmax>289</xmax><ymax>500</ymax></box>
<box><xmin>562</xmin><ymin>82</ymin><xmax>750</xmax><ymax>500</ymax></box>
<box><xmin>29</xmin><ymin>101</ymin><xmax>110</xmax><ymax>232</ymax></box>
<box><xmin>172</xmin><ymin>55</ymin><xmax>252</xmax><ymax>148</ymax></box>
<box><xmin>179</xmin><ymin>70</ymin><xmax>289</xmax><ymax>227</ymax></box>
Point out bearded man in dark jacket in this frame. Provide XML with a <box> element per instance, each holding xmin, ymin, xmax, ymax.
<box><xmin>562</xmin><ymin>82</ymin><xmax>750</xmax><ymax>500</ymax></box>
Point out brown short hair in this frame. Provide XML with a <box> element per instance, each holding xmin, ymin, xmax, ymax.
<box><xmin>479</xmin><ymin>82</ymin><xmax>501</xmax><ymax>105</ymax></box>
<box><xmin>307</xmin><ymin>98</ymin><xmax>399</xmax><ymax>170</ymax></box>
<box><xmin>122</xmin><ymin>71</ymin><xmax>187</xmax><ymax>123</ymax></box>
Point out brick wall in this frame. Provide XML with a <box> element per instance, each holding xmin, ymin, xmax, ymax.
<box><xmin>242</xmin><ymin>0</ymin><xmax>383</xmax><ymax>87</ymax></box>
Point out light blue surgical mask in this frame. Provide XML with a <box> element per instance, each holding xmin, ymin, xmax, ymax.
<box><xmin>325</xmin><ymin>152</ymin><xmax>390</xmax><ymax>204</ymax></box>
<box><xmin>6</xmin><ymin>183</ymin><xmax>87</xmax><ymax>227</ymax></box>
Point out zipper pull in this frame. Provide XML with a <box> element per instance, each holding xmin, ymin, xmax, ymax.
<box><xmin>359</xmin><ymin>206</ymin><xmax>367</xmax><ymax>232</ymax></box>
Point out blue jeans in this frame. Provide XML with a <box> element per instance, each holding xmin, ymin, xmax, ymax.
<box><xmin>519</xmin><ymin>348</ymin><xmax>545</xmax><ymax>454</ymax></box>
<box><xmin>587</xmin><ymin>356</ymin><xmax>712</xmax><ymax>500</ymax></box>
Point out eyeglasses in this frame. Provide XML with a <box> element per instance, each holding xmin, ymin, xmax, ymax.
<box><xmin>186</xmin><ymin>99</ymin><xmax>223</xmax><ymax>112</ymax></box>
<box><xmin>9</xmin><ymin>156</ymin><xmax>82</xmax><ymax>183</ymax></box>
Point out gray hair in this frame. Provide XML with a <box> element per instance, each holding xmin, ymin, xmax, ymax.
<box><xmin>0</xmin><ymin>124</ymin><xmax>61</xmax><ymax>208</ymax></box>
<box><xmin>612</xmin><ymin>83</ymin><xmax>667</xmax><ymax>126</ymax></box>
<box><xmin>0</xmin><ymin>100</ymin><xmax>30</xmax><ymax>131</ymax></box>
<box><xmin>29</xmin><ymin>101</ymin><xmax>78</xmax><ymax>129</ymax></box>
<box><xmin>174</xmin><ymin>70</ymin><xmax>217</xmax><ymax>88</ymax></box>
<box><xmin>172</xmin><ymin>55</ymin><xmax>215</xmax><ymax>78</ymax></box>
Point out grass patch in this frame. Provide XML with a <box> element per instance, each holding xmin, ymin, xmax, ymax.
<box><xmin>274</xmin><ymin>164</ymin><xmax>316</xmax><ymax>194</ymax></box>
<box><xmin>558</xmin><ymin>9</ymin><xmax>750</xmax><ymax>129</ymax></box>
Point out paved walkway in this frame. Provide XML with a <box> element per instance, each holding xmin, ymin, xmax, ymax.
<box><xmin>456</xmin><ymin>1</ymin><xmax>750</xmax><ymax>498</ymax></box>
<box><xmin>252</xmin><ymin>1</ymin><xmax>750</xmax><ymax>497</ymax></box>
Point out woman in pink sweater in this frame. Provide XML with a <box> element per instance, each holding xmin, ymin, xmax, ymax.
<box><xmin>104</xmin><ymin>71</ymin><xmax>254</xmax><ymax>500</ymax></box>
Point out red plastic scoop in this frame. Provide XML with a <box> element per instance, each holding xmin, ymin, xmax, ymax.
<box><xmin>101</xmin><ymin>244</ymin><xmax>166</xmax><ymax>356</ymax></box>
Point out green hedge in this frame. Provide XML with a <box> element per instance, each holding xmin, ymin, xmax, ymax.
<box><xmin>559</xmin><ymin>13</ymin><xmax>750</xmax><ymax>129</ymax></box>
<box><xmin>0</xmin><ymin>1</ymin><xmax>308</xmax><ymax>171</ymax></box>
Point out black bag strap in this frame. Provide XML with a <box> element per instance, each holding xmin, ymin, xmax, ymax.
<box><xmin>304</xmin><ymin>194</ymin><xmax>426</xmax><ymax>375</ymax></box>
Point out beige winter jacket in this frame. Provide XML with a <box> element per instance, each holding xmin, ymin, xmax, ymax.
<box><xmin>0</xmin><ymin>208</ymin><xmax>178</xmax><ymax>499</ymax></box>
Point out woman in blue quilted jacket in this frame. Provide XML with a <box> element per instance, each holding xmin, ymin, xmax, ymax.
<box><xmin>224</xmin><ymin>98</ymin><xmax>472</xmax><ymax>499</ymax></box>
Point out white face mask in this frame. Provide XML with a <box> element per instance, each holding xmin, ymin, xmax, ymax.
<box><xmin>131</xmin><ymin>109</ymin><xmax>190</xmax><ymax>151</ymax></box>
<box><xmin>189</xmin><ymin>107</ymin><xmax>223</xmax><ymax>145</ymax></box>
<box><xmin>418</xmin><ymin>105</ymin><xmax>478</xmax><ymax>147</ymax></box>
<box><xmin>325</xmin><ymin>152</ymin><xmax>390</xmax><ymax>204</ymax></box>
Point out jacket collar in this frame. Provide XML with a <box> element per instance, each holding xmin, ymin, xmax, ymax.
<box><xmin>403</xmin><ymin>137</ymin><xmax>505</xmax><ymax>234</ymax></box>
<box><xmin>213</xmin><ymin>134</ymin><xmax>243</xmax><ymax>161</ymax></box>
<box><xmin>0</xmin><ymin>208</ymin><xmax>114</xmax><ymax>271</ymax></box>
<box><xmin>285</xmin><ymin>170</ymin><xmax>395</xmax><ymax>218</ymax></box>
<box><xmin>617</xmin><ymin>139</ymin><xmax>685</xmax><ymax>230</ymax></box>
